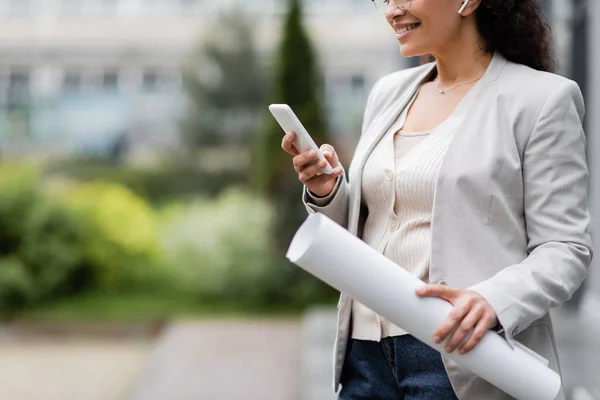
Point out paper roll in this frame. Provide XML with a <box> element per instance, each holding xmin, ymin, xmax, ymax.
<box><xmin>286</xmin><ymin>213</ymin><xmax>561</xmax><ymax>400</ymax></box>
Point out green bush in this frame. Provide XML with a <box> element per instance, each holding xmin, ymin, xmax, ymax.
<box><xmin>19</xmin><ymin>199</ymin><xmax>89</xmax><ymax>298</ymax></box>
<box><xmin>0</xmin><ymin>164</ymin><xmax>40</xmax><ymax>256</ymax></box>
<box><xmin>45</xmin><ymin>157</ymin><xmax>248</xmax><ymax>205</ymax></box>
<box><xmin>0</xmin><ymin>258</ymin><xmax>35</xmax><ymax>315</ymax></box>
<box><xmin>160</xmin><ymin>188</ymin><xmax>336</xmax><ymax>307</ymax></box>
<box><xmin>0</xmin><ymin>164</ymin><xmax>92</xmax><ymax>315</ymax></box>
<box><xmin>59</xmin><ymin>182</ymin><xmax>162</xmax><ymax>291</ymax></box>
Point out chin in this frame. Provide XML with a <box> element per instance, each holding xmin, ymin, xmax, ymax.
<box><xmin>399</xmin><ymin>45</ymin><xmax>426</xmax><ymax>59</ymax></box>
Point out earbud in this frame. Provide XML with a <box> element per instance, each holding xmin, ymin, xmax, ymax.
<box><xmin>458</xmin><ymin>0</ymin><xmax>470</xmax><ymax>14</ymax></box>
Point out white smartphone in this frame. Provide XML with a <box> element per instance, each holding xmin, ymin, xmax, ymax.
<box><xmin>269</xmin><ymin>104</ymin><xmax>334</xmax><ymax>175</ymax></box>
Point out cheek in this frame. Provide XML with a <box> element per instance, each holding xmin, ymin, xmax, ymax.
<box><xmin>420</xmin><ymin>17</ymin><xmax>458</xmax><ymax>46</ymax></box>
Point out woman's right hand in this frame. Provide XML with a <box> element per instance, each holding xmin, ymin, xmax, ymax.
<box><xmin>281</xmin><ymin>131</ymin><xmax>344</xmax><ymax>198</ymax></box>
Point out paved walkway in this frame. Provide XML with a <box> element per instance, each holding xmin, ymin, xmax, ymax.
<box><xmin>0</xmin><ymin>304</ymin><xmax>596</xmax><ymax>400</ymax></box>
<box><xmin>0</xmin><ymin>339</ymin><xmax>152</xmax><ymax>400</ymax></box>
<box><xmin>126</xmin><ymin>319</ymin><xmax>301</xmax><ymax>400</ymax></box>
<box><xmin>301</xmin><ymin>307</ymin><xmax>339</xmax><ymax>400</ymax></box>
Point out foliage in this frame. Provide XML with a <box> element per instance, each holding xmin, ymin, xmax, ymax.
<box><xmin>252</xmin><ymin>0</ymin><xmax>331</xmax><ymax>252</ymax></box>
<box><xmin>160</xmin><ymin>188</ymin><xmax>337</xmax><ymax>307</ymax></box>
<box><xmin>160</xmin><ymin>188</ymin><xmax>277</xmax><ymax>303</ymax></box>
<box><xmin>0</xmin><ymin>165</ymin><xmax>91</xmax><ymax>315</ymax></box>
<box><xmin>45</xmin><ymin>157</ymin><xmax>248</xmax><ymax>205</ymax></box>
<box><xmin>0</xmin><ymin>162</ymin><xmax>336</xmax><ymax>318</ymax></box>
<box><xmin>58</xmin><ymin>182</ymin><xmax>161</xmax><ymax>291</ymax></box>
<box><xmin>18</xmin><ymin>199</ymin><xmax>88</xmax><ymax>298</ymax></box>
<box><xmin>0</xmin><ymin>164</ymin><xmax>40</xmax><ymax>256</ymax></box>
<box><xmin>180</xmin><ymin>13</ymin><xmax>266</xmax><ymax>148</ymax></box>
<box><xmin>0</xmin><ymin>257</ymin><xmax>35</xmax><ymax>315</ymax></box>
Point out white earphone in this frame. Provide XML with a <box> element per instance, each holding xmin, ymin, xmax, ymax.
<box><xmin>458</xmin><ymin>0</ymin><xmax>470</xmax><ymax>14</ymax></box>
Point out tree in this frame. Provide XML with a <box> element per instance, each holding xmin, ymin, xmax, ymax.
<box><xmin>253</xmin><ymin>0</ymin><xmax>331</xmax><ymax>253</ymax></box>
<box><xmin>180</xmin><ymin>14</ymin><xmax>266</xmax><ymax>148</ymax></box>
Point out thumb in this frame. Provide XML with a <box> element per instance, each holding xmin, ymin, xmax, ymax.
<box><xmin>320</xmin><ymin>144</ymin><xmax>340</xmax><ymax>168</ymax></box>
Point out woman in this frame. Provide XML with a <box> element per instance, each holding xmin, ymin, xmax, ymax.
<box><xmin>281</xmin><ymin>0</ymin><xmax>592</xmax><ymax>399</ymax></box>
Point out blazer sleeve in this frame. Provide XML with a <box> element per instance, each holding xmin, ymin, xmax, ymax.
<box><xmin>468</xmin><ymin>80</ymin><xmax>593</xmax><ymax>347</ymax></box>
<box><xmin>302</xmin><ymin>171</ymin><xmax>350</xmax><ymax>228</ymax></box>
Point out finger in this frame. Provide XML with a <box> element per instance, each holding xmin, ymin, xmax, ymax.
<box><xmin>300</xmin><ymin>158</ymin><xmax>338</xmax><ymax>182</ymax></box>
<box><xmin>433</xmin><ymin>297</ymin><xmax>474</xmax><ymax>344</ymax></box>
<box><xmin>320</xmin><ymin>144</ymin><xmax>340</xmax><ymax>168</ymax></box>
<box><xmin>281</xmin><ymin>131</ymin><xmax>300</xmax><ymax>156</ymax></box>
<box><xmin>444</xmin><ymin>305</ymin><xmax>484</xmax><ymax>353</ymax></box>
<box><xmin>416</xmin><ymin>284</ymin><xmax>456</xmax><ymax>301</ymax></box>
<box><xmin>458</xmin><ymin>315</ymin><xmax>495</xmax><ymax>354</ymax></box>
<box><xmin>302</xmin><ymin>168</ymin><xmax>344</xmax><ymax>189</ymax></box>
<box><xmin>293</xmin><ymin>149</ymin><xmax>318</xmax><ymax>173</ymax></box>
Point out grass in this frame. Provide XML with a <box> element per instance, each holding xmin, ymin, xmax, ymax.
<box><xmin>16</xmin><ymin>292</ymin><xmax>306</xmax><ymax>323</ymax></box>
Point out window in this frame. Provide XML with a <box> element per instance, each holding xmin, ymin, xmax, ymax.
<box><xmin>142</xmin><ymin>69</ymin><xmax>179</xmax><ymax>93</ymax></box>
<box><xmin>7</xmin><ymin>70</ymin><xmax>30</xmax><ymax>105</ymax></box>
<box><xmin>102</xmin><ymin>71</ymin><xmax>119</xmax><ymax>91</ymax></box>
<box><xmin>351</xmin><ymin>75</ymin><xmax>365</xmax><ymax>92</ymax></box>
<box><xmin>63</xmin><ymin>71</ymin><xmax>83</xmax><ymax>92</ymax></box>
<box><xmin>142</xmin><ymin>71</ymin><xmax>158</xmax><ymax>92</ymax></box>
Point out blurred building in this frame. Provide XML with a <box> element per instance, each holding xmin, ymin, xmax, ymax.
<box><xmin>0</xmin><ymin>0</ymin><xmax>402</xmax><ymax>162</ymax></box>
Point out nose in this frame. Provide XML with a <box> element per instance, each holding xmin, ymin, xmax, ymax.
<box><xmin>386</xmin><ymin>2</ymin><xmax>407</xmax><ymax>20</ymax></box>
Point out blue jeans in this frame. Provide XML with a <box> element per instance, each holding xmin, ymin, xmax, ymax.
<box><xmin>338</xmin><ymin>335</ymin><xmax>459</xmax><ymax>400</ymax></box>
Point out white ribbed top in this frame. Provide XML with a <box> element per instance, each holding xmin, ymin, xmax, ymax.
<box><xmin>351</xmin><ymin>91</ymin><xmax>459</xmax><ymax>341</ymax></box>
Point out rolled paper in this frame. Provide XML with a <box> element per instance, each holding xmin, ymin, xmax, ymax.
<box><xmin>286</xmin><ymin>213</ymin><xmax>561</xmax><ymax>400</ymax></box>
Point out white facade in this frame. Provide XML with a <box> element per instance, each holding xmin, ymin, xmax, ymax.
<box><xmin>0</xmin><ymin>0</ymin><xmax>404</xmax><ymax>158</ymax></box>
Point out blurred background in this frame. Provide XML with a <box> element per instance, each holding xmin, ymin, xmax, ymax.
<box><xmin>0</xmin><ymin>0</ymin><xmax>598</xmax><ymax>399</ymax></box>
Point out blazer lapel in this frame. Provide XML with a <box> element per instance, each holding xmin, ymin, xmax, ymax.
<box><xmin>348</xmin><ymin>52</ymin><xmax>507</xmax><ymax>236</ymax></box>
<box><xmin>348</xmin><ymin>63</ymin><xmax>436</xmax><ymax>234</ymax></box>
<box><xmin>353</xmin><ymin>65</ymin><xmax>437</xmax><ymax>180</ymax></box>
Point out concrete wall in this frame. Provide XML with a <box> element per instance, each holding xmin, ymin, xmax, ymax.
<box><xmin>584</xmin><ymin>0</ymin><xmax>600</xmax><ymax>308</ymax></box>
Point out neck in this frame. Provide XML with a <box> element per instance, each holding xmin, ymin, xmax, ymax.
<box><xmin>430</xmin><ymin>23</ymin><xmax>493</xmax><ymax>86</ymax></box>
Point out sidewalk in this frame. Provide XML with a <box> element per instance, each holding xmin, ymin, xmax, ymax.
<box><xmin>126</xmin><ymin>319</ymin><xmax>302</xmax><ymax>400</ymax></box>
<box><xmin>0</xmin><ymin>338</ymin><xmax>152</xmax><ymax>400</ymax></box>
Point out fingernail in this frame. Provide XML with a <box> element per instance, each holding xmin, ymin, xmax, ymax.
<box><xmin>458</xmin><ymin>349</ymin><xmax>465</xmax><ymax>355</ymax></box>
<box><xmin>320</xmin><ymin>160</ymin><xmax>327</xmax><ymax>167</ymax></box>
<box><xmin>433</xmin><ymin>336</ymin><xmax>441</xmax><ymax>344</ymax></box>
<box><xmin>323</xmin><ymin>151</ymin><xmax>330</xmax><ymax>157</ymax></box>
<box><xmin>445</xmin><ymin>347</ymin><xmax>452</xmax><ymax>353</ymax></box>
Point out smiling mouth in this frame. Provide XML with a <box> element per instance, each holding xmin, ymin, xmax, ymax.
<box><xmin>396</xmin><ymin>23</ymin><xmax>421</xmax><ymax>35</ymax></box>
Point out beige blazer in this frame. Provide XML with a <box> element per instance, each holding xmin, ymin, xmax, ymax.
<box><xmin>302</xmin><ymin>52</ymin><xmax>593</xmax><ymax>400</ymax></box>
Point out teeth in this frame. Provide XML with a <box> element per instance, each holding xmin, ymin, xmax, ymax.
<box><xmin>397</xmin><ymin>23</ymin><xmax>419</xmax><ymax>34</ymax></box>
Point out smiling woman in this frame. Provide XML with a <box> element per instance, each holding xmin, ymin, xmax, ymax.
<box><xmin>283</xmin><ymin>0</ymin><xmax>591</xmax><ymax>399</ymax></box>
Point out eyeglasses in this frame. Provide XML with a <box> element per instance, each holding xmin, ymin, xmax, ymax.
<box><xmin>371</xmin><ymin>0</ymin><xmax>413</xmax><ymax>14</ymax></box>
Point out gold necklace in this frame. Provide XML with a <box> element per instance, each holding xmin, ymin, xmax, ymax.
<box><xmin>435</xmin><ymin>73</ymin><xmax>485</xmax><ymax>94</ymax></box>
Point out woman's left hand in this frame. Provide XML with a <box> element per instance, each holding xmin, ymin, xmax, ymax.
<box><xmin>415</xmin><ymin>284</ymin><xmax>499</xmax><ymax>355</ymax></box>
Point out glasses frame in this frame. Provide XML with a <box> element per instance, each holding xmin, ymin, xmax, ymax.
<box><xmin>372</xmin><ymin>0</ymin><xmax>413</xmax><ymax>13</ymax></box>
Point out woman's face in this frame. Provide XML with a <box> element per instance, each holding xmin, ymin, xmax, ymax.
<box><xmin>385</xmin><ymin>0</ymin><xmax>467</xmax><ymax>58</ymax></box>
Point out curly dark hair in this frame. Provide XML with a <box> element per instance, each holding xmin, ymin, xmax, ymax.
<box><xmin>475</xmin><ymin>0</ymin><xmax>556</xmax><ymax>72</ymax></box>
